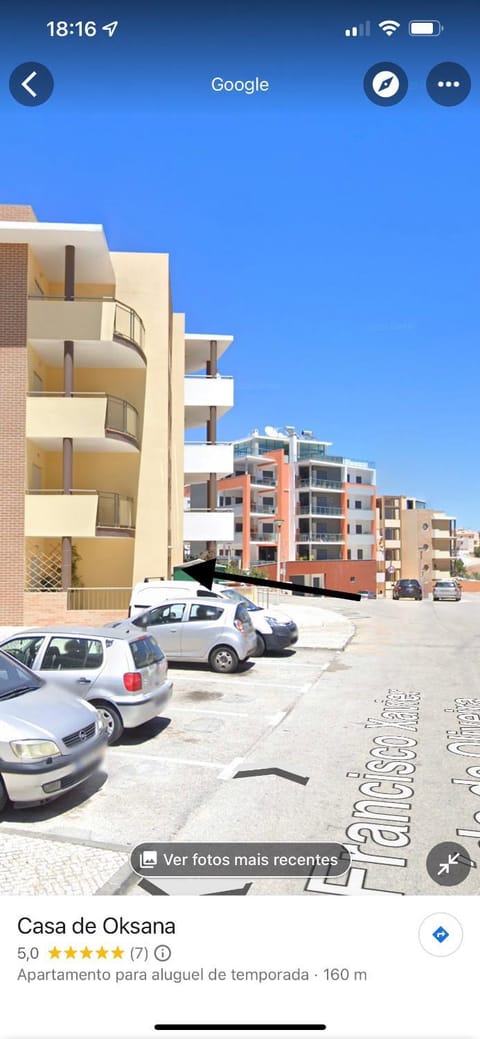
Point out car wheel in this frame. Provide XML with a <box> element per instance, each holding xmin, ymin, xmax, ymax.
<box><xmin>92</xmin><ymin>702</ymin><xmax>123</xmax><ymax>744</ymax></box>
<box><xmin>254</xmin><ymin>634</ymin><xmax>266</xmax><ymax>657</ymax></box>
<box><xmin>209</xmin><ymin>646</ymin><xmax>240</xmax><ymax>674</ymax></box>
<box><xmin>0</xmin><ymin>775</ymin><xmax>8</xmax><ymax>814</ymax></box>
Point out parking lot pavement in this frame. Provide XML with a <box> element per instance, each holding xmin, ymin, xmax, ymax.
<box><xmin>0</xmin><ymin>643</ymin><xmax>336</xmax><ymax>894</ymax></box>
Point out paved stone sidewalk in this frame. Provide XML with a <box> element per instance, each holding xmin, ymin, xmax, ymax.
<box><xmin>0</xmin><ymin>829</ymin><xmax>128</xmax><ymax>895</ymax></box>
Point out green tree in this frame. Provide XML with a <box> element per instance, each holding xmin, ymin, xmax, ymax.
<box><xmin>452</xmin><ymin>558</ymin><xmax>467</xmax><ymax>576</ymax></box>
<box><xmin>473</xmin><ymin>546</ymin><xmax>480</xmax><ymax>558</ymax></box>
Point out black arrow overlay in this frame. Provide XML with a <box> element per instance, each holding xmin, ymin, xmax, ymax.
<box><xmin>179</xmin><ymin>558</ymin><xmax>361</xmax><ymax>602</ymax></box>
<box><xmin>234</xmin><ymin>767</ymin><xmax>309</xmax><ymax>785</ymax></box>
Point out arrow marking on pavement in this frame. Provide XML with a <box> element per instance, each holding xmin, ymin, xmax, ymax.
<box><xmin>21</xmin><ymin>71</ymin><xmax>37</xmax><ymax>97</ymax></box>
<box><xmin>234</xmin><ymin>767</ymin><xmax>310</xmax><ymax>785</ymax></box>
<box><xmin>179</xmin><ymin>557</ymin><xmax>361</xmax><ymax>601</ymax></box>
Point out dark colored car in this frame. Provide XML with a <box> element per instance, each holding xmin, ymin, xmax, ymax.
<box><xmin>392</xmin><ymin>579</ymin><xmax>422</xmax><ymax>601</ymax></box>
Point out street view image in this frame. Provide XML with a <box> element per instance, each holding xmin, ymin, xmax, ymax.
<box><xmin>0</xmin><ymin>4</ymin><xmax>479</xmax><ymax>898</ymax></box>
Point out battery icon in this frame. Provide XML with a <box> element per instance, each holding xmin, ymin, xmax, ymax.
<box><xmin>409</xmin><ymin>20</ymin><xmax>444</xmax><ymax>35</ymax></box>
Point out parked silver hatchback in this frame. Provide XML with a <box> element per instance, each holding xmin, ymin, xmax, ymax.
<box><xmin>108</xmin><ymin>597</ymin><xmax>257</xmax><ymax>673</ymax></box>
<box><xmin>432</xmin><ymin>580</ymin><xmax>462</xmax><ymax>602</ymax></box>
<box><xmin>0</xmin><ymin>648</ymin><xmax>107</xmax><ymax>812</ymax></box>
<box><xmin>0</xmin><ymin>628</ymin><xmax>173</xmax><ymax>744</ymax></box>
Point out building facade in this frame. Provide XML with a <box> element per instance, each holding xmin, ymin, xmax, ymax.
<box><xmin>217</xmin><ymin>427</ymin><xmax>377</xmax><ymax>593</ymax></box>
<box><xmin>377</xmin><ymin>495</ymin><xmax>456</xmax><ymax>595</ymax></box>
<box><xmin>0</xmin><ymin>206</ymin><xmax>233</xmax><ymax>624</ymax></box>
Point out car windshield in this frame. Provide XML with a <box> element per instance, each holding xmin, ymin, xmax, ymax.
<box><xmin>0</xmin><ymin>650</ymin><xmax>41</xmax><ymax>699</ymax></box>
<box><xmin>221</xmin><ymin>589</ymin><xmax>262</xmax><ymax>611</ymax></box>
<box><xmin>436</xmin><ymin>581</ymin><xmax>454</xmax><ymax>587</ymax></box>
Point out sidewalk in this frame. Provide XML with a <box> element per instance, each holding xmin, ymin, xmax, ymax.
<box><xmin>280</xmin><ymin>601</ymin><xmax>354</xmax><ymax>651</ymax></box>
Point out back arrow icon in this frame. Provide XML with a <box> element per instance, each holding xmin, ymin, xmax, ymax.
<box><xmin>21</xmin><ymin>71</ymin><xmax>37</xmax><ymax>98</ymax></box>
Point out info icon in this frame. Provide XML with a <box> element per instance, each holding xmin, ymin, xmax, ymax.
<box><xmin>427</xmin><ymin>62</ymin><xmax>471</xmax><ymax>106</ymax></box>
<box><xmin>364</xmin><ymin>62</ymin><xmax>408</xmax><ymax>106</ymax></box>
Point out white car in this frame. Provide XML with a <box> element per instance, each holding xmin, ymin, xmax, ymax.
<box><xmin>214</xmin><ymin>587</ymin><xmax>299</xmax><ymax>656</ymax></box>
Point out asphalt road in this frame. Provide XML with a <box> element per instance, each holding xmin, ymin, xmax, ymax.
<box><xmin>2</xmin><ymin>595</ymin><xmax>480</xmax><ymax>896</ymax></box>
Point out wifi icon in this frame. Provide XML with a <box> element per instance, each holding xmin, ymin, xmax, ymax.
<box><xmin>379</xmin><ymin>19</ymin><xmax>401</xmax><ymax>36</ymax></box>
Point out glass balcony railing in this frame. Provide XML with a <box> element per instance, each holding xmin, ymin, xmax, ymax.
<box><xmin>250</xmin><ymin>502</ymin><xmax>276</xmax><ymax>514</ymax></box>
<box><xmin>96</xmin><ymin>492</ymin><xmax>135</xmax><ymax>530</ymax></box>
<box><xmin>105</xmin><ymin>395</ymin><xmax>139</xmax><ymax>442</ymax></box>
<box><xmin>250</xmin><ymin>531</ymin><xmax>277</xmax><ymax>542</ymax></box>
<box><xmin>297</xmin><ymin>478</ymin><xmax>343</xmax><ymax>489</ymax></box>
<box><xmin>296</xmin><ymin>532</ymin><xmax>344</xmax><ymax>543</ymax></box>
<box><xmin>298</xmin><ymin>505</ymin><xmax>343</xmax><ymax>515</ymax></box>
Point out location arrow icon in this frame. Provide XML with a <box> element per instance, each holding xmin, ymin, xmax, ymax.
<box><xmin>178</xmin><ymin>558</ymin><xmax>361</xmax><ymax>602</ymax></box>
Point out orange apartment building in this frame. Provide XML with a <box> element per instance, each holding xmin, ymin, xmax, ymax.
<box><xmin>217</xmin><ymin>427</ymin><xmax>377</xmax><ymax>595</ymax></box>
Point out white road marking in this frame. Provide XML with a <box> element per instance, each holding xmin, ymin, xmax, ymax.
<box><xmin>267</xmin><ymin>710</ymin><xmax>288</xmax><ymax>726</ymax></box>
<box><xmin>218</xmin><ymin>756</ymin><xmax>245</xmax><ymax>780</ymax></box>
<box><xmin>169</xmin><ymin>705</ymin><xmax>250</xmax><ymax>718</ymax></box>
<box><xmin>112</xmin><ymin>750</ymin><xmax>224</xmax><ymax>770</ymax></box>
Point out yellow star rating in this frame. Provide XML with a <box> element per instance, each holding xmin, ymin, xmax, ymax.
<box><xmin>47</xmin><ymin>946</ymin><xmax>124</xmax><ymax>959</ymax></box>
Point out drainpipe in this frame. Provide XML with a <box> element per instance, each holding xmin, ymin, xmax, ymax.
<box><xmin>61</xmin><ymin>245</ymin><xmax>75</xmax><ymax>591</ymax></box>
<box><xmin>206</xmin><ymin>339</ymin><xmax>218</xmax><ymax>558</ymax></box>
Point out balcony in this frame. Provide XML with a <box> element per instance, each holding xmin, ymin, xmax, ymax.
<box><xmin>25</xmin><ymin>490</ymin><xmax>135</xmax><ymax>537</ymax></box>
<box><xmin>298</xmin><ymin>506</ymin><xmax>344</xmax><ymax>516</ymax></box>
<box><xmin>250</xmin><ymin>502</ymin><xmax>276</xmax><ymax>515</ymax></box>
<box><xmin>27</xmin><ymin>297</ymin><xmax>146</xmax><ymax>367</ymax></box>
<box><xmin>348</xmin><ymin>533</ymin><xmax>375</xmax><ymax>546</ymax></box>
<box><xmin>26</xmin><ymin>393</ymin><xmax>140</xmax><ymax>451</ymax></box>
<box><xmin>297</xmin><ymin>533</ymin><xmax>344</xmax><ymax>544</ymax></box>
<box><xmin>250</xmin><ymin>475</ymin><xmax>277</xmax><ymax>487</ymax></box>
<box><xmin>184</xmin><ymin>443</ymin><xmax>234</xmax><ymax>484</ymax></box>
<box><xmin>250</xmin><ymin>531</ymin><xmax>278</xmax><ymax>543</ymax></box>
<box><xmin>183</xmin><ymin>509</ymin><xmax>234</xmax><ymax>542</ymax></box>
<box><xmin>296</xmin><ymin>478</ymin><xmax>343</xmax><ymax>490</ymax></box>
<box><xmin>184</xmin><ymin>375</ymin><xmax>234</xmax><ymax>427</ymax></box>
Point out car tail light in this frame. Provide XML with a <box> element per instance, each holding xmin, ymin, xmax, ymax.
<box><xmin>234</xmin><ymin>619</ymin><xmax>246</xmax><ymax>633</ymax></box>
<box><xmin>123</xmin><ymin>672</ymin><xmax>142</xmax><ymax>692</ymax></box>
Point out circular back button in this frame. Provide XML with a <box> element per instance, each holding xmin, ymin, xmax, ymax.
<box><xmin>10</xmin><ymin>62</ymin><xmax>54</xmax><ymax>107</ymax></box>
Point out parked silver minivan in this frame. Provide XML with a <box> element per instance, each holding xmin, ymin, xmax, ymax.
<box><xmin>0</xmin><ymin>628</ymin><xmax>173</xmax><ymax>744</ymax></box>
<box><xmin>0</xmin><ymin>648</ymin><xmax>107</xmax><ymax>811</ymax></box>
<box><xmin>108</xmin><ymin>597</ymin><xmax>257</xmax><ymax>672</ymax></box>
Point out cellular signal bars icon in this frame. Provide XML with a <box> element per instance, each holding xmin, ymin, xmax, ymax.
<box><xmin>345</xmin><ymin>21</ymin><xmax>371</xmax><ymax>37</ymax></box>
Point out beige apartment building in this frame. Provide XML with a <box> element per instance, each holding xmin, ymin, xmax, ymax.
<box><xmin>0</xmin><ymin>205</ymin><xmax>234</xmax><ymax>625</ymax></box>
<box><xmin>377</xmin><ymin>495</ymin><xmax>456</xmax><ymax>595</ymax></box>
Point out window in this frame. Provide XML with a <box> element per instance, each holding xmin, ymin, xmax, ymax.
<box><xmin>1</xmin><ymin>635</ymin><xmax>44</xmax><ymax>669</ymax></box>
<box><xmin>235</xmin><ymin>496</ymin><xmax>243</xmax><ymax>504</ymax></box>
<box><xmin>347</xmin><ymin>524</ymin><xmax>350</xmax><ymax>533</ymax></box>
<box><xmin>235</xmin><ymin>522</ymin><xmax>243</xmax><ymax>533</ymax></box>
<box><xmin>147</xmin><ymin>603</ymin><xmax>186</xmax><ymax>625</ymax></box>
<box><xmin>130</xmin><ymin>636</ymin><xmax>164</xmax><ymax>668</ymax></box>
<box><xmin>356</xmin><ymin>476</ymin><xmax>362</xmax><ymax>484</ymax></box>
<box><xmin>224</xmin><ymin>496</ymin><xmax>232</xmax><ymax>505</ymax></box>
<box><xmin>189</xmin><ymin>604</ymin><xmax>224</xmax><ymax>622</ymax></box>
<box><xmin>358</xmin><ymin>549</ymin><xmax>364</xmax><ymax>560</ymax></box>
<box><xmin>355</xmin><ymin>500</ymin><xmax>362</xmax><ymax>509</ymax></box>
<box><xmin>356</xmin><ymin>524</ymin><xmax>362</xmax><ymax>534</ymax></box>
<box><xmin>42</xmin><ymin>637</ymin><xmax>104</xmax><ymax>670</ymax></box>
<box><xmin>347</xmin><ymin>549</ymin><xmax>351</xmax><ymax>560</ymax></box>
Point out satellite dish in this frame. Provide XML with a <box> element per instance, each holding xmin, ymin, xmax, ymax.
<box><xmin>264</xmin><ymin>426</ymin><xmax>279</xmax><ymax>436</ymax></box>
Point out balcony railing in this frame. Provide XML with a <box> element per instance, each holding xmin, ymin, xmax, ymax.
<box><xmin>27</xmin><ymin>392</ymin><xmax>140</xmax><ymax>444</ymax></box>
<box><xmin>297</xmin><ymin>478</ymin><xmax>343</xmax><ymax>489</ymax></box>
<box><xmin>96</xmin><ymin>492</ymin><xmax>134</xmax><ymax>530</ymax></box>
<box><xmin>298</xmin><ymin>506</ymin><xmax>343</xmax><ymax>516</ymax></box>
<box><xmin>28</xmin><ymin>295</ymin><xmax>145</xmax><ymax>351</ymax></box>
<box><xmin>105</xmin><ymin>395</ymin><xmax>139</xmax><ymax>442</ymax></box>
<box><xmin>250</xmin><ymin>503</ymin><xmax>276</xmax><ymax>514</ymax></box>
<box><xmin>296</xmin><ymin>532</ymin><xmax>344</xmax><ymax>543</ymax></box>
<box><xmin>250</xmin><ymin>531</ymin><xmax>277</xmax><ymax>542</ymax></box>
<box><xmin>67</xmin><ymin>587</ymin><xmax>132</xmax><ymax>611</ymax></box>
<box><xmin>250</xmin><ymin>476</ymin><xmax>277</xmax><ymax>486</ymax></box>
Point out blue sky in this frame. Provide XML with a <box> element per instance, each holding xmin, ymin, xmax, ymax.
<box><xmin>1</xmin><ymin>1</ymin><xmax>479</xmax><ymax>524</ymax></box>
